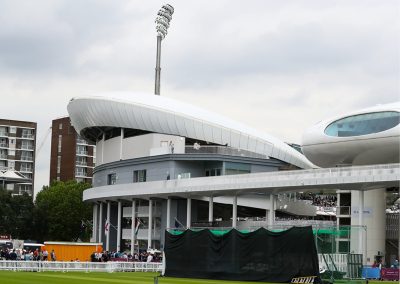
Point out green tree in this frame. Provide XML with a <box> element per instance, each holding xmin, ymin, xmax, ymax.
<box><xmin>34</xmin><ymin>180</ymin><xmax>92</xmax><ymax>242</ymax></box>
<box><xmin>0</xmin><ymin>188</ymin><xmax>34</xmax><ymax>239</ymax></box>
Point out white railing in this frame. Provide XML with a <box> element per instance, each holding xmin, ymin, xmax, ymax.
<box><xmin>0</xmin><ymin>261</ymin><xmax>162</xmax><ymax>273</ymax></box>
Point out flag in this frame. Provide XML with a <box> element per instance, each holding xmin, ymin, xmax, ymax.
<box><xmin>174</xmin><ymin>217</ymin><xmax>184</xmax><ymax>228</ymax></box>
<box><xmin>134</xmin><ymin>218</ymin><xmax>141</xmax><ymax>236</ymax></box>
<box><xmin>104</xmin><ymin>220</ymin><xmax>109</xmax><ymax>235</ymax></box>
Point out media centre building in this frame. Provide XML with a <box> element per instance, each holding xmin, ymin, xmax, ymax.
<box><xmin>67</xmin><ymin>93</ymin><xmax>399</xmax><ymax>264</ymax></box>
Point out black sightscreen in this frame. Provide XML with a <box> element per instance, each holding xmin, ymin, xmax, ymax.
<box><xmin>164</xmin><ymin>226</ymin><xmax>320</xmax><ymax>282</ymax></box>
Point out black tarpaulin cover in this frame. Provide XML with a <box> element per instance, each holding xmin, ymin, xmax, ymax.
<box><xmin>164</xmin><ymin>226</ymin><xmax>320</xmax><ymax>282</ymax></box>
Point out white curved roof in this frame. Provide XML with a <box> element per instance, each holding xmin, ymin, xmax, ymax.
<box><xmin>302</xmin><ymin>102</ymin><xmax>400</xmax><ymax>167</ymax></box>
<box><xmin>67</xmin><ymin>92</ymin><xmax>315</xmax><ymax>169</ymax></box>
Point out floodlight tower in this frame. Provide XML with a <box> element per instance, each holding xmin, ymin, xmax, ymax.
<box><xmin>154</xmin><ymin>4</ymin><xmax>174</xmax><ymax>95</ymax></box>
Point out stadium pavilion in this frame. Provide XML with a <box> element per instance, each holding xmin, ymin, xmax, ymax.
<box><xmin>67</xmin><ymin>93</ymin><xmax>399</xmax><ymax>265</ymax></box>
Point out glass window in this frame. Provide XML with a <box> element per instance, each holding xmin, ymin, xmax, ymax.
<box><xmin>108</xmin><ymin>173</ymin><xmax>117</xmax><ymax>185</ymax></box>
<box><xmin>133</xmin><ymin>170</ymin><xmax>146</xmax><ymax>182</ymax></box>
<box><xmin>9</xmin><ymin>127</ymin><xmax>16</xmax><ymax>134</ymax></box>
<box><xmin>325</xmin><ymin>111</ymin><xmax>400</xmax><ymax>137</ymax></box>
<box><xmin>58</xmin><ymin>135</ymin><xmax>62</xmax><ymax>152</ymax></box>
<box><xmin>59</xmin><ymin>123</ymin><xmax>63</xmax><ymax>130</ymax></box>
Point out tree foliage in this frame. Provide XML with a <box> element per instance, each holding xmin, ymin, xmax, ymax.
<box><xmin>0</xmin><ymin>188</ymin><xmax>34</xmax><ymax>239</ymax></box>
<box><xmin>34</xmin><ymin>180</ymin><xmax>92</xmax><ymax>242</ymax></box>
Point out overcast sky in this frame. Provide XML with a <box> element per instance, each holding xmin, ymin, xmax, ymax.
<box><xmin>0</xmin><ymin>0</ymin><xmax>398</xmax><ymax>195</ymax></box>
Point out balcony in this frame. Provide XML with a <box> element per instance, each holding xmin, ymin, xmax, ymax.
<box><xmin>20</xmin><ymin>145</ymin><xmax>34</xmax><ymax>150</ymax></box>
<box><xmin>20</xmin><ymin>156</ymin><xmax>33</xmax><ymax>161</ymax></box>
<box><xmin>76</xmin><ymin>150</ymin><xmax>88</xmax><ymax>156</ymax></box>
<box><xmin>0</xmin><ymin>131</ymin><xmax>8</xmax><ymax>137</ymax></box>
<box><xmin>184</xmin><ymin>145</ymin><xmax>268</xmax><ymax>159</ymax></box>
<box><xmin>0</xmin><ymin>143</ymin><xmax>8</xmax><ymax>148</ymax></box>
<box><xmin>21</xmin><ymin>134</ymin><xmax>34</xmax><ymax>139</ymax></box>
<box><xmin>76</xmin><ymin>138</ymin><xmax>88</xmax><ymax>145</ymax></box>
<box><xmin>76</xmin><ymin>161</ymin><xmax>88</xmax><ymax>166</ymax></box>
<box><xmin>20</xmin><ymin>167</ymin><xmax>33</xmax><ymax>172</ymax></box>
<box><xmin>75</xmin><ymin>170</ymin><xmax>87</xmax><ymax>177</ymax></box>
<box><xmin>0</xmin><ymin>154</ymin><xmax>7</xmax><ymax>159</ymax></box>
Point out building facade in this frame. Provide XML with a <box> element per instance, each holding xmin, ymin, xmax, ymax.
<box><xmin>49</xmin><ymin>117</ymin><xmax>95</xmax><ymax>184</ymax></box>
<box><xmin>67</xmin><ymin>94</ymin><xmax>398</xmax><ymax>266</ymax></box>
<box><xmin>302</xmin><ymin>102</ymin><xmax>400</xmax><ymax>264</ymax></box>
<box><xmin>0</xmin><ymin>119</ymin><xmax>36</xmax><ymax>196</ymax></box>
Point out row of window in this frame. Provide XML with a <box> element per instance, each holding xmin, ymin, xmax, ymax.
<box><xmin>108</xmin><ymin>170</ymin><xmax>147</xmax><ymax>185</ymax></box>
<box><xmin>0</xmin><ymin>127</ymin><xmax>34</xmax><ymax>137</ymax></box>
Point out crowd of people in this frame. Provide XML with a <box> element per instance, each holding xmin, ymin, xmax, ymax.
<box><xmin>298</xmin><ymin>193</ymin><xmax>337</xmax><ymax>207</ymax></box>
<box><xmin>0</xmin><ymin>248</ymin><xmax>56</xmax><ymax>261</ymax></box>
<box><xmin>90</xmin><ymin>250</ymin><xmax>162</xmax><ymax>263</ymax></box>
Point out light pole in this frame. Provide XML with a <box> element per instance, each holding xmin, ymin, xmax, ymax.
<box><xmin>154</xmin><ymin>4</ymin><xmax>174</xmax><ymax>95</ymax></box>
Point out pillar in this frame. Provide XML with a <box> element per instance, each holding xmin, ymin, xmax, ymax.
<box><xmin>208</xmin><ymin>196</ymin><xmax>213</xmax><ymax>223</ymax></box>
<box><xmin>117</xmin><ymin>200</ymin><xmax>122</xmax><ymax>252</ymax></box>
<box><xmin>166</xmin><ymin>198</ymin><xmax>171</xmax><ymax>228</ymax></box>
<box><xmin>187</xmin><ymin>198</ymin><xmax>191</xmax><ymax>229</ymax></box>
<box><xmin>106</xmin><ymin>201</ymin><xmax>111</xmax><ymax>251</ymax></box>
<box><xmin>148</xmin><ymin>199</ymin><xmax>153</xmax><ymax>249</ymax></box>
<box><xmin>232</xmin><ymin>195</ymin><xmax>237</xmax><ymax>228</ymax></box>
<box><xmin>98</xmin><ymin>202</ymin><xmax>103</xmax><ymax>243</ymax></box>
<box><xmin>130</xmin><ymin>200</ymin><xmax>136</xmax><ymax>256</ymax></box>
<box><xmin>92</xmin><ymin>203</ymin><xmax>98</xmax><ymax>242</ymax></box>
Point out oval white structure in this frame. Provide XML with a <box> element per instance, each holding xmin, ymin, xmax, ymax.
<box><xmin>301</xmin><ymin>102</ymin><xmax>400</xmax><ymax>168</ymax></box>
<box><xmin>68</xmin><ymin>92</ymin><xmax>315</xmax><ymax>169</ymax></box>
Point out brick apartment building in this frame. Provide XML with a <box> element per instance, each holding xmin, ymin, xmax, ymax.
<box><xmin>49</xmin><ymin>117</ymin><xmax>95</xmax><ymax>184</ymax></box>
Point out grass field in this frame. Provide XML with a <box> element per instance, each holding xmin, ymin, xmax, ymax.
<box><xmin>0</xmin><ymin>271</ymin><xmax>395</xmax><ymax>284</ymax></box>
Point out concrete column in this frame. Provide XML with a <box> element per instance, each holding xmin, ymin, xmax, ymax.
<box><xmin>130</xmin><ymin>200</ymin><xmax>136</xmax><ymax>256</ymax></box>
<box><xmin>92</xmin><ymin>203</ymin><xmax>98</xmax><ymax>242</ymax></box>
<box><xmin>269</xmin><ymin>194</ymin><xmax>275</xmax><ymax>226</ymax></box>
<box><xmin>351</xmin><ymin>188</ymin><xmax>386</xmax><ymax>265</ymax></box>
<box><xmin>117</xmin><ymin>200</ymin><xmax>122</xmax><ymax>252</ymax></box>
<box><xmin>358</xmin><ymin>190</ymin><xmax>364</xmax><ymax>257</ymax></box>
<box><xmin>166</xmin><ymin>198</ymin><xmax>171</xmax><ymax>229</ymax></box>
<box><xmin>208</xmin><ymin>196</ymin><xmax>213</xmax><ymax>223</ymax></box>
<box><xmin>148</xmin><ymin>200</ymin><xmax>153</xmax><ymax>249</ymax></box>
<box><xmin>187</xmin><ymin>198</ymin><xmax>191</xmax><ymax>229</ymax></box>
<box><xmin>98</xmin><ymin>202</ymin><xmax>103</xmax><ymax>243</ymax></box>
<box><xmin>101</xmin><ymin>133</ymin><xmax>105</xmax><ymax>165</ymax></box>
<box><xmin>119</xmin><ymin>128</ymin><xmax>123</xmax><ymax>160</ymax></box>
<box><xmin>232</xmin><ymin>195</ymin><xmax>237</xmax><ymax>228</ymax></box>
<box><xmin>106</xmin><ymin>201</ymin><xmax>111</xmax><ymax>251</ymax></box>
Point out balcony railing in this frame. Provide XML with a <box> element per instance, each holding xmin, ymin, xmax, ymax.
<box><xmin>0</xmin><ymin>143</ymin><xmax>8</xmax><ymax>148</ymax></box>
<box><xmin>20</xmin><ymin>167</ymin><xmax>33</xmax><ymax>172</ymax></box>
<box><xmin>76</xmin><ymin>151</ymin><xmax>88</xmax><ymax>155</ymax></box>
<box><xmin>20</xmin><ymin>156</ymin><xmax>33</xmax><ymax>161</ymax></box>
<box><xmin>20</xmin><ymin>145</ymin><xmax>34</xmax><ymax>150</ymax></box>
<box><xmin>76</xmin><ymin>138</ymin><xmax>88</xmax><ymax>145</ymax></box>
<box><xmin>0</xmin><ymin>154</ymin><xmax>7</xmax><ymax>159</ymax></box>
<box><xmin>0</xmin><ymin>131</ymin><xmax>8</xmax><ymax>137</ymax></box>
<box><xmin>21</xmin><ymin>134</ymin><xmax>34</xmax><ymax>139</ymax></box>
<box><xmin>75</xmin><ymin>170</ymin><xmax>87</xmax><ymax>177</ymax></box>
<box><xmin>184</xmin><ymin>145</ymin><xmax>268</xmax><ymax>159</ymax></box>
<box><xmin>76</xmin><ymin>161</ymin><xmax>88</xmax><ymax>166</ymax></box>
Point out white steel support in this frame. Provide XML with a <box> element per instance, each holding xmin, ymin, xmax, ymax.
<box><xmin>208</xmin><ymin>196</ymin><xmax>213</xmax><ymax>223</ymax></box>
<box><xmin>187</xmin><ymin>198</ymin><xmax>191</xmax><ymax>229</ymax></box>
<box><xmin>269</xmin><ymin>194</ymin><xmax>275</xmax><ymax>226</ymax></box>
<box><xmin>98</xmin><ymin>202</ymin><xmax>103</xmax><ymax>243</ymax></box>
<box><xmin>148</xmin><ymin>200</ymin><xmax>153</xmax><ymax>249</ymax></box>
<box><xmin>130</xmin><ymin>200</ymin><xmax>136</xmax><ymax>256</ymax></box>
<box><xmin>92</xmin><ymin>203</ymin><xmax>98</xmax><ymax>242</ymax></box>
<box><xmin>119</xmin><ymin>128</ymin><xmax>124</xmax><ymax>160</ymax></box>
<box><xmin>232</xmin><ymin>195</ymin><xmax>237</xmax><ymax>228</ymax></box>
<box><xmin>166</xmin><ymin>198</ymin><xmax>171</xmax><ymax>229</ymax></box>
<box><xmin>117</xmin><ymin>200</ymin><xmax>122</xmax><ymax>252</ymax></box>
<box><xmin>358</xmin><ymin>190</ymin><xmax>364</xmax><ymax>262</ymax></box>
<box><xmin>106</xmin><ymin>201</ymin><xmax>111</xmax><ymax>251</ymax></box>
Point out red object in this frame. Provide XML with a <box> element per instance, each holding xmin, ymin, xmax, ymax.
<box><xmin>381</xmin><ymin>268</ymin><xmax>399</xmax><ymax>281</ymax></box>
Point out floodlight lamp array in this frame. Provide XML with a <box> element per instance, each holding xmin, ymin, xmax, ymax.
<box><xmin>155</xmin><ymin>4</ymin><xmax>174</xmax><ymax>39</ymax></box>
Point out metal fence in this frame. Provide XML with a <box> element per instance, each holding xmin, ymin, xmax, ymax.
<box><xmin>0</xmin><ymin>261</ymin><xmax>163</xmax><ymax>273</ymax></box>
